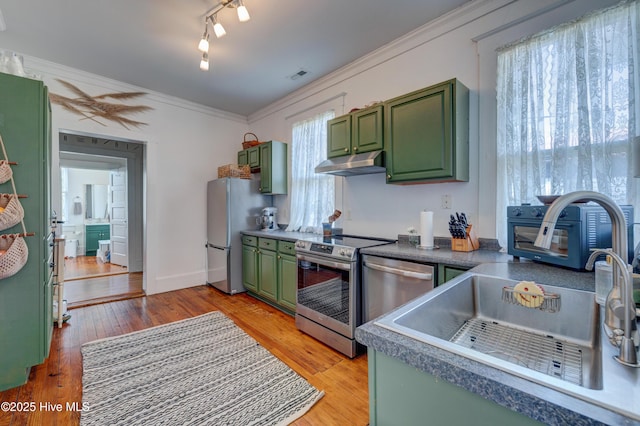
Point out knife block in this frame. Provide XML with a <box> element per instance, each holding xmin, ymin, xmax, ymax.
<box><xmin>451</xmin><ymin>225</ymin><xmax>479</xmax><ymax>252</ymax></box>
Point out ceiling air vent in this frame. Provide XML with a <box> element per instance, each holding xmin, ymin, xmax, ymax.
<box><xmin>289</xmin><ymin>69</ymin><xmax>309</xmax><ymax>81</ymax></box>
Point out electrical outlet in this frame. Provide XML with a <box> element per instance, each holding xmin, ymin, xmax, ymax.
<box><xmin>441</xmin><ymin>194</ymin><xmax>452</xmax><ymax>209</ymax></box>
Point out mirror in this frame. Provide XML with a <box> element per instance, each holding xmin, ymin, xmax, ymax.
<box><xmin>85</xmin><ymin>184</ymin><xmax>109</xmax><ymax>220</ymax></box>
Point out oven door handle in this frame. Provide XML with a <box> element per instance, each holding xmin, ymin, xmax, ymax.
<box><xmin>297</xmin><ymin>253</ymin><xmax>352</xmax><ymax>271</ymax></box>
<box><xmin>364</xmin><ymin>261</ymin><xmax>433</xmax><ymax>280</ymax></box>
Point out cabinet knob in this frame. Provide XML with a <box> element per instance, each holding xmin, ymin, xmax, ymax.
<box><xmin>353</xmin><ymin>146</ymin><xmax>358</xmax><ymax>151</ymax></box>
<box><xmin>344</xmin><ymin>148</ymin><xmax>348</xmax><ymax>152</ymax></box>
<box><xmin>387</xmin><ymin>174</ymin><xmax>391</xmax><ymax>179</ymax></box>
<box><xmin>277</xmin><ymin>255</ymin><xmax>281</xmax><ymax>259</ymax></box>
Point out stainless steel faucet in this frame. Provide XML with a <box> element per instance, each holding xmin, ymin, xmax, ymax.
<box><xmin>533</xmin><ymin>190</ymin><xmax>639</xmax><ymax>367</ymax></box>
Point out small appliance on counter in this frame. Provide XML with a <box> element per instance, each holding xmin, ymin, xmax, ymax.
<box><xmin>260</xmin><ymin>207</ymin><xmax>278</xmax><ymax>231</ymax></box>
<box><xmin>507</xmin><ymin>202</ymin><xmax>634</xmax><ymax>270</ymax></box>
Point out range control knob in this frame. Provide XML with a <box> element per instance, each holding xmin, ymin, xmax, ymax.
<box><xmin>511</xmin><ymin>207</ymin><xmax>522</xmax><ymax>217</ymax></box>
<box><xmin>531</xmin><ymin>208</ymin><xmax>543</xmax><ymax>218</ymax></box>
<box><xmin>338</xmin><ymin>249</ymin><xmax>349</xmax><ymax>257</ymax></box>
<box><xmin>558</xmin><ymin>209</ymin><xmax>567</xmax><ymax>218</ymax></box>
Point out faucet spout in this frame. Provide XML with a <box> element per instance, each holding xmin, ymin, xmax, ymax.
<box><xmin>533</xmin><ymin>191</ymin><xmax>638</xmax><ymax>367</ymax></box>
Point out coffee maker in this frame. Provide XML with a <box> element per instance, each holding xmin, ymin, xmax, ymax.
<box><xmin>260</xmin><ymin>207</ymin><xmax>278</xmax><ymax>231</ymax></box>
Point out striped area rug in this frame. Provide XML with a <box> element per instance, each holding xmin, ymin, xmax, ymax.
<box><xmin>81</xmin><ymin>311</ymin><xmax>324</xmax><ymax>425</ymax></box>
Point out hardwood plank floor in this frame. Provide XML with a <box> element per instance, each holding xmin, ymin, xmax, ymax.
<box><xmin>0</xmin><ymin>286</ymin><xmax>370</xmax><ymax>426</ymax></box>
<box><xmin>64</xmin><ymin>255</ymin><xmax>128</xmax><ymax>280</ymax></box>
<box><xmin>64</xmin><ymin>272</ymin><xmax>145</xmax><ymax>309</ymax></box>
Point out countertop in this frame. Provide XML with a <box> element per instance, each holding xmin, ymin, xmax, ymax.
<box><xmin>360</xmin><ymin>242</ymin><xmax>513</xmax><ymax>270</ymax></box>
<box><xmin>355</xmin><ymin>262</ymin><xmax>638</xmax><ymax>425</ymax></box>
<box><xmin>241</xmin><ymin>229</ymin><xmax>320</xmax><ymax>243</ymax></box>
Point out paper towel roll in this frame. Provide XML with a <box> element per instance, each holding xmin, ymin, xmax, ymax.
<box><xmin>419</xmin><ymin>210</ymin><xmax>434</xmax><ymax>248</ymax></box>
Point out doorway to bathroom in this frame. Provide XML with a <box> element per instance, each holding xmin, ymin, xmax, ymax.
<box><xmin>59</xmin><ymin>131</ymin><xmax>145</xmax><ymax>307</ymax></box>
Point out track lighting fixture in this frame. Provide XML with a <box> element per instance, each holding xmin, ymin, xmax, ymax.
<box><xmin>196</xmin><ymin>0</ymin><xmax>252</xmax><ymax>70</ymax></box>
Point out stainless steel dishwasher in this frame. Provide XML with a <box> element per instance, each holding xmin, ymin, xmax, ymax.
<box><xmin>362</xmin><ymin>254</ymin><xmax>435</xmax><ymax>322</ymax></box>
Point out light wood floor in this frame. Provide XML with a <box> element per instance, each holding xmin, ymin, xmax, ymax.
<box><xmin>62</xmin><ymin>256</ymin><xmax>143</xmax><ymax>308</ymax></box>
<box><xmin>65</xmin><ymin>255</ymin><xmax>128</xmax><ymax>280</ymax></box>
<box><xmin>0</xmin><ymin>286</ymin><xmax>370</xmax><ymax>426</ymax></box>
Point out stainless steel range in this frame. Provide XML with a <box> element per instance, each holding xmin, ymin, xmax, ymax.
<box><xmin>294</xmin><ymin>235</ymin><xmax>393</xmax><ymax>358</ymax></box>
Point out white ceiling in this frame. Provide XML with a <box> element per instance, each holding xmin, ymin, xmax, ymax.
<box><xmin>0</xmin><ymin>0</ymin><xmax>471</xmax><ymax>116</ymax></box>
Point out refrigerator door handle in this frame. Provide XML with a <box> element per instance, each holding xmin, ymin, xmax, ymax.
<box><xmin>206</xmin><ymin>243</ymin><xmax>228</xmax><ymax>251</ymax></box>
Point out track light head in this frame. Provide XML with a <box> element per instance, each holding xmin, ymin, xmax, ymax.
<box><xmin>212</xmin><ymin>15</ymin><xmax>226</xmax><ymax>38</ymax></box>
<box><xmin>198</xmin><ymin>25</ymin><xmax>209</xmax><ymax>52</ymax></box>
<box><xmin>200</xmin><ymin>52</ymin><xmax>209</xmax><ymax>71</ymax></box>
<box><xmin>236</xmin><ymin>0</ymin><xmax>250</xmax><ymax>22</ymax></box>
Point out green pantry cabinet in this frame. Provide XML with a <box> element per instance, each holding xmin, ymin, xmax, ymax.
<box><xmin>327</xmin><ymin>105</ymin><xmax>384</xmax><ymax>158</ymax></box>
<box><xmin>241</xmin><ymin>236</ymin><xmax>296</xmax><ymax>313</ymax></box>
<box><xmin>237</xmin><ymin>141</ymin><xmax>287</xmax><ymax>194</ymax></box>
<box><xmin>0</xmin><ymin>72</ymin><xmax>53</xmax><ymax>391</ymax></box>
<box><xmin>385</xmin><ymin>79</ymin><xmax>469</xmax><ymax>183</ymax></box>
<box><xmin>85</xmin><ymin>224</ymin><xmax>110</xmax><ymax>256</ymax></box>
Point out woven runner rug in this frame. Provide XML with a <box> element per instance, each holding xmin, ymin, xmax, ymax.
<box><xmin>80</xmin><ymin>311</ymin><xmax>324</xmax><ymax>426</ymax></box>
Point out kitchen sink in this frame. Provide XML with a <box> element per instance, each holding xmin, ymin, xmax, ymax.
<box><xmin>375</xmin><ymin>272</ymin><xmax>603</xmax><ymax>390</ymax></box>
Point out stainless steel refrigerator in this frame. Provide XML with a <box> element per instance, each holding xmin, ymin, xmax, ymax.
<box><xmin>206</xmin><ymin>177</ymin><xmax>272</xmax><ymax>294</ymax></box>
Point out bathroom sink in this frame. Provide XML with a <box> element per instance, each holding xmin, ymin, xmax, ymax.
<box><xmin>375</xmin><ymin>272</ymin><xmax>603</xmax><ymax>390</ymax></box>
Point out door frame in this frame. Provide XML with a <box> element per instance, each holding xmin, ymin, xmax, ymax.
<box><xmin>58</xmin><ymin>130</ymin><xmax>145</xmax><ymax>274</ymax></box>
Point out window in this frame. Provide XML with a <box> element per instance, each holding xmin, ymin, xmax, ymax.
<box><xmin>496</xmin><ymin>1</ymin><xmax>640</xmax><ymax>246</ymax></box>
<box><xmin>286</xmin><ymin>110</ymin><xmax>335</xmax><ymax>232</ymax></box>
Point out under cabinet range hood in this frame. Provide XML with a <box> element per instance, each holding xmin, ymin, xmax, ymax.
<box><xmin>314</xmin><ymin>150</ymin><xmax>385</xmax><ymax>176</ymax></box>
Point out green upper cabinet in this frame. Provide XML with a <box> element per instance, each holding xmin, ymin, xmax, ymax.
<box><xmin>237</xmin><ymin>141</ymin><xmax>287</xmax><ymax>194</ymax></box>
<box><xmin>352</xmin><ymin>105</ymin><xmax>384</xmax><ymax>154</ymax></box>
<box><xmin>384</xmin><ymin>79</ymin><xmax>469</xmax><ymax>184</ymax></box>
<box><xmin>258</xmin><ymin>141</ymin><xmax>287</xmax><ymax>194</ymax></box>
<box><xmin>327</xmin><ymin>105</ymin><xmax>384</xmax><ymax>159</ymax></box>
<box><xmin>327</xmin><ymin>114</ymin><xmax>352</xmax><ymax>158</ymax></box>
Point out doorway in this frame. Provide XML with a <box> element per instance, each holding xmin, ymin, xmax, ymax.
<box><xmin>59</xmin><ymin>131</ymin><xmax>145</xmax><ymax>307</ymax></box>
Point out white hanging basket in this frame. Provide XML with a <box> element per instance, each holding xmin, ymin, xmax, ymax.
<box><xmin>0</xmin><ymin>234</ymin><xmax>28</xmax><ymax>279</ymax></box>
<box><xmin>0</xmin><ymin>194</ymin><xmax>24</xmax><ymax>231</ymax></box>
<box><xmin>0</xmin><ymin>160</ymin><xmax>12</xmax><ymax>184</ymax></box>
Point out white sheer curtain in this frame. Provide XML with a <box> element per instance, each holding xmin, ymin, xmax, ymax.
<box><xmin>496</xmin><ymin>0</ymin><xmax>640</xmax><ymax>246</ymax></box>
<box><xmin>286</xmin><ymin>110</ymin><xmax>335</xmax><ymax>233</ymax></box>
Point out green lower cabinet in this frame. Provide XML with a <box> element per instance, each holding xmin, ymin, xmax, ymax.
<box><xmin>278</xmin><ymin>253</ymin><xmax>297</xmax><ymax>311</ymax></box>
<box><xmin>241</xmin><ymin>236</ymin><xmax>297</xmax><ymax>314</ymax></box>
<box><xmin>368</xmin><ymin>350</ymin><xmax>541</xmax><ymax>426</ymax></box>
<box><xmin>85</xmin><ymin>225</ymin><xmax>110</xmax><ymax>256</ymax></box>
<box><xmin>437</xmin><ymin>264</ymin><xmax>469</xmax><ymax>285</ymax></box>
<box><xmin>258</xmin><ymin>247</ymin><xmax>278</xmax><ymax>302</ymax></box>
<box><xmin>242</xmin><ymin>244</ymin><xmax>259</xmax><ymax>292</ymax></box>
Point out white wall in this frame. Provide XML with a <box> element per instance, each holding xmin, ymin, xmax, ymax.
<box><xmin>247</xmin><ymin>0</ymin><xmax>620</xmax><ymax>242</ymax></box>
<box><xmin>17</xmin><ymin>57</ymin><xmax>249</xmax><ymax>295</ymax></box>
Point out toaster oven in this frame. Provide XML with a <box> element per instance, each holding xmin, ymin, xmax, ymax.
<box><xmin>507</xmin><ymin>203</ymin><xmax>634</xmax><ymax>270</ymax></box>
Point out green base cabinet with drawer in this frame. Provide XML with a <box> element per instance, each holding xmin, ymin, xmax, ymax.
<box><xmin>0</xmin><ymin>72</ymin><xmax>53</xmax><ymax>391</ymax></box>
<box><xmin>368</xmin><ymin>350</ymin><xmax>541</xmax><ymax>426</ymax></box>
<box><xmin>385</xmin><ymin>79</ymin><xmax>469</xmax><ymax>184</ymax></box>
<box><xmin>241</xmin><ymin>236</ymin><xmax>296</xmax><ymax>314</ymax></box>
<box><xmin>241</xmin><ymin>236</ymin><xmax>259</xmax><ymax>293</ymax></box>
<box><xmin>327</xmin><ymin>105</ymin><xmax>384</xmax><ymax>158</ymax></box>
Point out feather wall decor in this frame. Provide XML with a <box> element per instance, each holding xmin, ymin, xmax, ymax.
<box><xmin>49</xmin><ymin>79</ymin><xmax>153</xmax><ymax>129</ymax></box>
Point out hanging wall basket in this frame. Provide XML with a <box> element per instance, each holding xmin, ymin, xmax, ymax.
<box><xmin>0</xmin><ymin>234</ymin><xmax>28</xmax><ymax>279</ymax></box>
<box><xmin>0</xmin><ymin>194</ymin><xmax>24</xmax><ymax>231</ymax></box>
<box><xmin>0</xmin><ymin>160</ymin><xmax>12</xmax><ymax>184</ymax></box>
